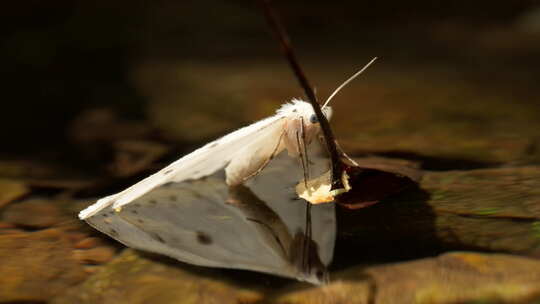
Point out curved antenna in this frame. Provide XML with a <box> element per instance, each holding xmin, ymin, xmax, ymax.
<box><xmin>322</xmin><ymin>57</ymin><xmax>378</xmax><ymax>108</ymax></box>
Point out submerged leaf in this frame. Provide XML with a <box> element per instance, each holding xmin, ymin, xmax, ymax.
<box><xmin>336</xmin><ymin>161</ymin><xmax>422</xmax><ymax>209</ymax></box>
<box><xmin>295</xmin><ymin>153</ymin><xmax>423</xmax><ymax>208</ymax></box>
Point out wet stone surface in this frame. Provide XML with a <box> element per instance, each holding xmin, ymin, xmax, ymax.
<box><xmin>52</xmin><ymin>250</ymin><xmax>264</xmax><ymax>304</ymax></box>
<box><xmin>0</xmin><ymin>195</ymin><xmax>119</xmax><ymax>303</ymax></box>
<box><xmin>2</xmin><ymin>8</ymin><xmax>540</xmax><ymax>302</ymax></box>
<box><xmin>4</xmin><ymin>64</ymin><xmax>540</xmax><ymax>302</ymax></box>
<box><xmin>337</xmin><ymin>166</ymin><xmax>540</xmax><ymax>258</ymax></box>
<box><xmin>136</xmin><ymin>61</ymin><xmax>540</xmax><ymax>169</ymax></box>
<box><xmin>2</xmin><ymin>198</ymin><xmax>68</xmax><ymax>229</ymax></box>
<box><xmin>277</xmin><ymin>252</ymin><xmax>540</xmax><ymax>304</ymax></box>
<box><xmin>49</xmin><ymin>249</ymin><xmax>540</xmax><ymax>304</ymax></box>
<box><xmin>0</xmin><ymin>228</ymin><xmax>89</xmax><ymax>302</ymax></box>
<box><xmin>0</xmin><ymin>178</ymin><xmax>29</xmax><ymax>209</ymax></box>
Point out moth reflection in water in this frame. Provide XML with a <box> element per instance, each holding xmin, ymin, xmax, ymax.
<box><xmin>81</xmin><ymin>143</ymin><xmax>335</xmax><ymax>285</ymax></box>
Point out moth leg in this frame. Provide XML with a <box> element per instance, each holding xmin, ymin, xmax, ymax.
<box><xmin>241</xmin><ymin>130</ymin><xmax>286</xmax><ymax>182</ymax></box>
<box><xmin>296</xmin><ymin>119</ymin><xmax>310</xmax><ymax>189</ymax></box>
<box><xmin>298</xmin><ymin>118</ymin><xmax>313</xmax><ymax>272</ymax></box>
<box><xmin>300</xmin><ymin>118</ymin><xmax>310</xmax><ymax>179</ymax></box>
<box><xmin>295</xmin><ymin>131</ymin><xmax>308</xmax><ymax>189</ymax></box>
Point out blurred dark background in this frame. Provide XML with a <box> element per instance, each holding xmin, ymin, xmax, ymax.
<box><xmin>2</xmin><ymin>1</ymin><xmax>539</xmax><ymax>175</ymax></box>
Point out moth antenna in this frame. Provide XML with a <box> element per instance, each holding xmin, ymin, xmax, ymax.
<box><xmin>322</xmin><ymin>57</ymin><xmax>378</xmax><ymax>108</ymax></box>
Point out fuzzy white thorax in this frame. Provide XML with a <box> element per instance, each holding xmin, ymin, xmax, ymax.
<box><xmin>278</xmin><ymin>99</ymin><xmax>332</xmax><ymax>157</ymax></box>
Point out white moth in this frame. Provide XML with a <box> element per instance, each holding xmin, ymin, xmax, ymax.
<box><xmin>80</xmin><ymin>99</ymin><xmax>332</xmax><ymax>219</ymax></box>
<box><xmin>78</xmin><ymin>58</ymin><xmax>377</xmax><ymax>284</ymax></box>
<box><xmin>81</xmin><ymin>141</ymin><xmax>336</xmax><ymax>284</ymax></box>
<box><xmin>79</xmin><ymin>57</ymin><xmax>377</xmax><ymax>219</ymax></box>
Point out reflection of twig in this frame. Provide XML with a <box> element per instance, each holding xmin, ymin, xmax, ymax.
<box><xmin>259</xmin><ymin>0</ymin><xmax>345</xmax><ymax>191</ymax></box>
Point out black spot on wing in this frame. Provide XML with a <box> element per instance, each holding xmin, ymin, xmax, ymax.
<box><xmin>164</xmin><ymin>169</ymin><xmax>173</xmax><ymax>175</ymax></box>
<box><xmin>150</xmin><ymin>232</ymin><xmax>166</xmax><ymax>244</ymax></box>
<box><xmin>196</xmin><ymin>231</ymin><xmax>212</xmax><ymax>245</ymax></box>
<box><xmin>208</xmin><ymin>142</ymin><xmax>219</xmax><ymax>148</ymax></box>
<box><xmin>109</xmin><ymin>229</ymin><xmax>119</xmax><ymax>237</ymax></box>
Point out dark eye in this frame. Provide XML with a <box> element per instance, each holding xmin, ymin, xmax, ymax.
<box><xmin>309</xmin><ymin>114</ymin><xmax>318</xmax><ymax>124</ymax></box>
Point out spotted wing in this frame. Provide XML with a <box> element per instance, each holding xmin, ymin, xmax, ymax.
<box><xmin>80</xmin><ymin>114</ymin><xmax>286</xmax><ymax>219</ymax></box>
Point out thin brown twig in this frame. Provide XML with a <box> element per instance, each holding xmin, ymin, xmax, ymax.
<box><xmin>259</xmin><ymin>0</ymin><xmax>345</xmax><ymax>191</ymax></box>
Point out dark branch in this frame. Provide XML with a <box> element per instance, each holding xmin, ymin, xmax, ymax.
<box><xmin>259</xmin><ymin>0</ymin><xmax>345</xmax><ymax>191</ymax></box>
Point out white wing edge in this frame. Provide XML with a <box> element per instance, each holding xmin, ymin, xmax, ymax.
<box><xmin>79</xmin><ymin>193</ymin><xmax>119</xmax><ymax>219</ymax></box>
<box><xmin>79</xmin><ymin>113</ymin><xmax>288</xmax><ymax>219</ymax></box>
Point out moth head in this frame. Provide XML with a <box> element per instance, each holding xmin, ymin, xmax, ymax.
<box><xmin>279</xmin><ymin>100</ymin><xmax>333</xmax><ymax>157</ymax></box>
<box><xmin>310</xmin><ymin>106</ymin><xmax>332</xmax><ymax>124</ymax></box>
<box><xmin>280</xmin><ymin>99</ymin><xmax>332</xmax><ymax>124</ymax></box>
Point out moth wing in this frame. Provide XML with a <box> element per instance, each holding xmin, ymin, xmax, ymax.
<box><xmin>82</xmin><ymin>140</ymin><xmax>335</xmax><ymax>283</ymax></box>
<box><xmin>83</xmin><ymin>177</ymin><xmax>298</xmax><ymax>276</ymax></box>
<box><xmin>79</xmin><ymin>114</ymin><xmax>287</xmax><ymax>219</ymax></box>
<box><xmin>246</xmin><ymin>139</ymin><xmax>336</xmax><ymax>265</ymax></box>
<box><xmin>223</xmin><ymin>125</ymin><xmax>285</xmax><ymax>185</ymax></box>
<box><xmin>309</xmin><ymin>203</ymin><xmax>336</xmax><ymax>265</ymax></box>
